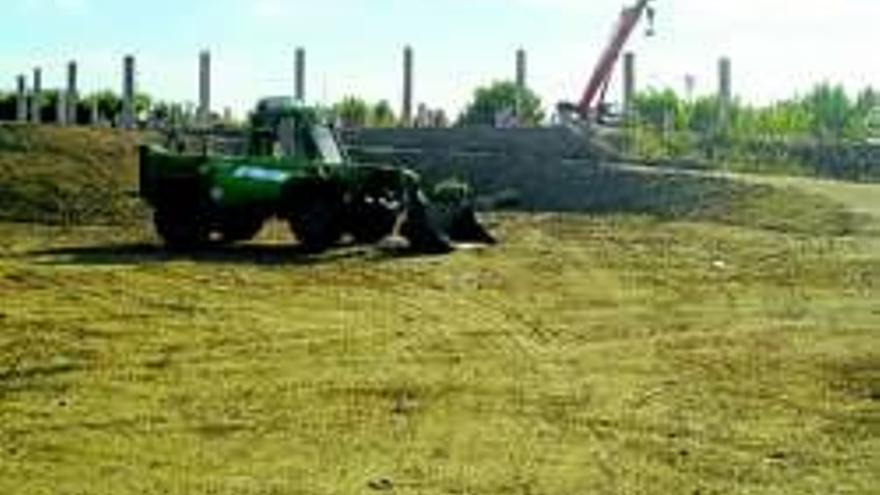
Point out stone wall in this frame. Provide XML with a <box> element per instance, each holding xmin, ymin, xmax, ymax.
<box><xmin>343</xmin><ymin>127</ymin><xmax>747</xmax><ymax>217</ymax></box>
<box><xmin>344</xmin><ymin>127</ymin><xmax>601</xmax><ymax>210</ymax></box>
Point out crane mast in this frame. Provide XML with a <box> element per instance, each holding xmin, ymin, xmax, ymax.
<box><xmin>575</xmin><ymin>0</ymin><xmax>656</xmax><ymax>121</ymax></box>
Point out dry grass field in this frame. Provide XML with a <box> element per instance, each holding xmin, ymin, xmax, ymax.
<box><xmin>0</xmin><ymin>125</ymin><xmax>877</xmax><ymax>494</ymax></box>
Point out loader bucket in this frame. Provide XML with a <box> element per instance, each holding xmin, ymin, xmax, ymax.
<box><xmin>400</xmin><ymin>197</ymin><xmax>455</xmax><ymax>254</ymax></box>
<box><xmin>427</xmin><ymin>181</ymin><xmax>496</xmax><ymax>245</ymax></box>
<box><xmin>444</xmin><ymin>205</ymin><xmax>496</xmax><ymax>244</ymax></box>
<box><xmin>399</xmin><ymin>181</ymin><xmax>495</xmax><ymax>254</ymax></box>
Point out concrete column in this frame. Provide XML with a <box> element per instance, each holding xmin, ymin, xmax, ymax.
<box><xmin>31</xmin><ymin>67</ymin><xmax>42</xmax><ymax>124</ymax></box>
<box><xmin>56</xmin><ymin>91</ymin><xmax>67</xmax><ymax>125</ymax></box>
<box><xmin>121</xmin><ymin>55</ymin><xmax>136</xmax><ymax>129</ymax></box>
<box><xmin>623</xmin><ymin>52</ymin><xmax>636</xmax><ymax>116</ymax></box>
<box><xmin>16</xmin><ymin>75</ymin><xmax>27</xmax><ymax>122</ymax></box>
<box><xmin>515</xmin><ymin>48</ymin><xmax>527</xmax><ymax>123</ymax></box>
<box><xmin>402</xmin><ymin>46</ymin><xmax>413</xmax><ymax>127</ymax></box>
<box><xmin>91</xmin><ymin>99</ymin><xmax>100</xmax><ymax>126</ymax></box>
<box><xmin>718</xmin><ymin>56</ymin><xmax>732</xmax><ymax>131</ymax></box>
<box><xmin>67</xmin><ymin>61</ymin><xmax>78</xmax><ymax>125</ymax></box>
<box><xmin>198</xmin><ymin>50</ymin><xmax>211</xmax><ymax>126</ymax></box>
<box><xmin>516</xmin><ymin>48</ymin><xmax>527</xmax><ymax>89</ymax></box>
<box><xmin>295</xmin><ymin>47</ymin><xmax>306</xmax><ymax>102</ymax></box>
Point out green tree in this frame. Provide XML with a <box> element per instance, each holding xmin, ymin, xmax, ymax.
<box><xmin>851</xmin><ymin>87</ymin><xmax>879</xmax><ymax>138</ymax></box>
<box><xmin>83</xmin><ymin>90</ymin><xmax>121</xmax><ymax>122</ymax></box>
<box><xmin>632</xmin><ymin>89</ymin><xmax>683</xmax><ymax>130</ymax></box>
<box><xmin>78</xmin><ymin>91</ymin><xmax>152</xmax><ymax>124</ymax></box>
<box><xmin>685</xmin><ymin>96</ymin><xmax>721</xmax><ymax>134</ymax></box>
<box><xmin>333</xmin><ymin>96</ymin><xmax>370</xmax><ymax>128</ymax></box>
<box><xmin>0</xmin><ymin>92</ymin><xmax>16</xmax><ymax>120</ymax></box>
<box><xmin>802</xmin><ymin>83</ymin><xmax>852</xmax><ymax>140</ymax></box>
<box><xmin>458</xmin><ymin>81</ymin><xmax>544</xmax><ymax>127</ymax></box>
<box><xmin>369</xmin><ymin>100</ymin><xmax>396</xmax><ymax>128</ymax></box>
<box><xmin>134</xmin><ymin>92</ymin><xmax>152</xmax><ymax>117</ymax></box>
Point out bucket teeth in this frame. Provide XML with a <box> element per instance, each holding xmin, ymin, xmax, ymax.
<box><xmin>446</xmin><ymin>207</ymin><xmax>496</xmax><ymax>244</ymax></box>
<box><xmin>399</xmin><ymin>188</ymin><xmax>494</xmax><ymax>253</ymax></box>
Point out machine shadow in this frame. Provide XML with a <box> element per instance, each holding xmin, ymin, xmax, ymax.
<box><xmin>29</xmin><ymin>241</ymin><xmax>425</xmax><ymax>267</ymax></box>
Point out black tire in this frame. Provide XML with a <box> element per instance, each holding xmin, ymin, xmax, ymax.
<box><xmin>400</xmin><ymin>202</ymin><xmax>453</xmax><ymax>254</ymax></box>
<box><xmin>285</xmin><ymin>185</ymin><xmax>345</xmax><ymax>253</ymax></box>
<box><xmin>348</xmin><ymin>199</ymin><xmax>399</xmax><ymax>244</ymax></box>
<box><xmin>217</xmin><ymin>215</ymin><xmax>265</xmax><ymax>244</ymax></box>
<box><xmin>154</xmin><ymin>208</ymin><xmax>209</xmax><ymax>250</ymax></box>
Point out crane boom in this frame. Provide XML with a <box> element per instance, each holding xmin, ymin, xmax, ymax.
<box><xmin>577</xmin><ymin>0</ymin><xmax>654</xmax><ymax>119</ymax></box>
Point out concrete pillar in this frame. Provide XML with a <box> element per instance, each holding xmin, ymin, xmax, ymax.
<box><xmin>56</xmin><ymin>91</ymin><xmax>67</xmax><ymax>125</ymax></box>
<box><xmin>295</xmin><ymin>47</ymin><xmax>306</xmax><ymax>102</ymax></box>
<box><xmin>31</xmin><ymin>67</ymin><xmax>42</xmax><ymax>124</ymax></box>
<box><xmin>198</xmin><ymin>50</ymin><xmax>211</xmax><ymax>126</ymax></box>
<box><xmin>16</xmin><ymin>75</ymin><xmax>27</xmax><ymax>122</ymax></box>
<box><xmin>91</xmin><ymin>98</ymin><xmax>100</xmax><ymax>126</ymax></box>
<box><xmin>516</xmin><ymin>48</ymin><xmax>527</xmax><ymax>89</ymax></box>
<box><xmin>402</xmin><ymin>46</ymin><xmax>413</xmax><ymax>127</ymax></box>
<box><xmin>515</xmin><ymin>48</ymin><xmax>527</xmax><ymax>123</ymax></box>
<box><xmin>67</xmin><ymin>61</ymin><xmax>78</xmax><ymax>125</ymax></box>
<box><xmin>121</xmin><ymin>55</ymin><xmax>136</xmax><ymax>129</ymax></box>
<box><xmin>718</xmin><ymin>56</ymin><xmax>732</xmax><ymax>131</ymax></box>
<box><xmin>623</xmin><ymin>52</ymin><xmax>636</xmax><ymax>116</ymax></box>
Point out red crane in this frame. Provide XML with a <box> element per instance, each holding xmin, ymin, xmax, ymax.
<box><xmin>563</xmin><ymin>0</ymin><xmax>656</xmax><ymax>122</ymax></box>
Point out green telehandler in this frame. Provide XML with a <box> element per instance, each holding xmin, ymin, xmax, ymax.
<box><xmin>138</xmin><ymin>97</ymin><xmax>494</xmax><ymax>254</ymax></box>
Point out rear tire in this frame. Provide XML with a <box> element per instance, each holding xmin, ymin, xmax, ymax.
<box><xmin>154</xmin><ymin>208</ymin><xmax>210</xmax><ymax>250</ymax></box>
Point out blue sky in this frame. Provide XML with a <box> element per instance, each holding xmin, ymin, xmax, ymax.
<box><xmin>3</xmin><ymin>0</ymin><xmax>880</xmax><ymax>118</ymax></box>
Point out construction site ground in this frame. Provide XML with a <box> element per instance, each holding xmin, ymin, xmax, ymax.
<box><xmin>0</xmin><ymin>125</ymin><xmax>878</xmax><ymax>494</ymax></box>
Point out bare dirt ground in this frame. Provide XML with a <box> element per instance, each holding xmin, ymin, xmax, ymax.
<box><xmin>0</xmin><ymin>125</ymin><xmax>878</xmax><ymax>494</ymax></box>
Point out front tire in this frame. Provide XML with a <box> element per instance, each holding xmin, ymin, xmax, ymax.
<box><xmin>348</xmin><ymin>199</ymin><xmax>399</xmax><ymax>244</ymax></box>
<box><xmin>285</xmin><ymin>184</ymin><xmax>345</xmax><ymax>253</ymax></box>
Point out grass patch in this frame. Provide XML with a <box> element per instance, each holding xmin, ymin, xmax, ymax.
<box><xmin>1</xmin><ymin>126</ymin><xmax>877</xmax><ymax>493</ymax></box>
<box><xmin>0</xmin><ymin>202</ymin><xmax>878</xmax><ymax>494</ymax></box>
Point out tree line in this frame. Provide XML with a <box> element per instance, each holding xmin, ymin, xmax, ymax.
<box><xmin>631</xmin><ymin>83</ymin><xmax>880</xmax><ymax>142</ymax></box>
<box><xmin>4</xmin><ymin>81</ymin><xmax>875</xmax><ymax>139</ymax></box>
<box><xmin>0</xmin><ymin>80</ymin><xmax>546</xmax><ymax>129</ymax></box>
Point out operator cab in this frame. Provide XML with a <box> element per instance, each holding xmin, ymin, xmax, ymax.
<box><xmin>250</xmin><ymin>97</ymin><xmax>346</xmax><ymax>165</ymax></box>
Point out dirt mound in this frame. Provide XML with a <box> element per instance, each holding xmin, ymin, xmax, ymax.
<box><xmin>348</xmin><ymin>128</ymin><xmax>855</xmax><ymax>236</ymax></box>
<box><xmin>0</xmin><ymin>124</ymin><xmax>146</xmax><ymax>225</ymax></box>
